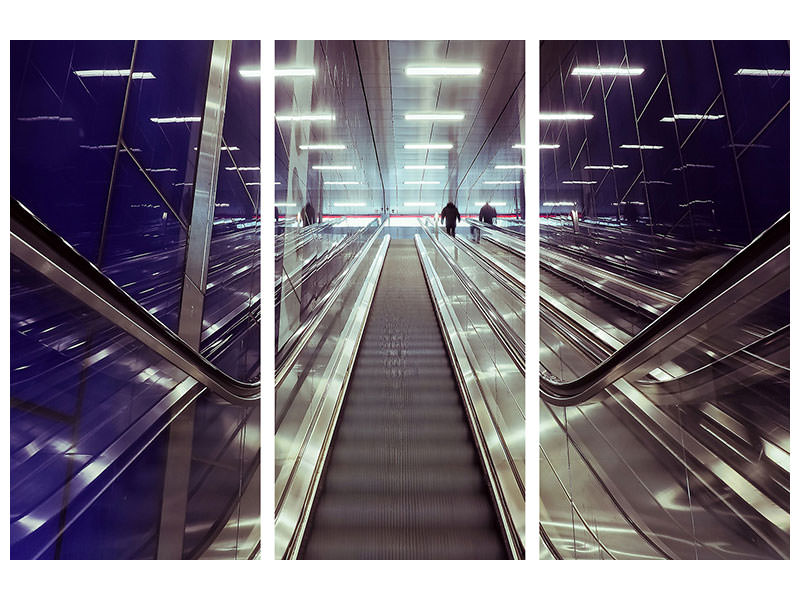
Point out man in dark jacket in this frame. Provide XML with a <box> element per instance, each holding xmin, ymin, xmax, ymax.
<box><xmin>440</xmin><ymin>201</ymin><xmax>460</xmax><ymax>237</ymax></box>
<box><xmin>474</xmin><ymin>201</ymin><xmax>497</xmax><ymax>243</ymax></box>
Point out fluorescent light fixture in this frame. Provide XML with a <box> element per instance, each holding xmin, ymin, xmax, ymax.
<box><xmin>404</xmin><ymin>181</ymin><xmax>440</xmax><ymax>185</ymax></box>
<box><xmin>539</xmin><ymin>144</ymin><xmax>560</xmax><ymax>149</ymax></box>
<box><xmin>660</xmin><ymin>114</ymin><xmax>725</xmax><ymax>122</ymax></box>
<box><xmin>405</xmin><ymin>65</ymin><xmax>481</xmax><ymax>76</ymax></box>
<box><xmin>173</xmin><ymin>182</ymin><xmax>193</xmax><ymax>187</ymax></box>
<box><xmin>678</xmin><ymin>199</ymin><xmax>715</xmax><ymax>207</ymax></box>
<box><xmin>474</xmin><ymin>201</ymin><xmax>506</xmax><ymax>206</ymax></box>
<box><xmin>312</xmin><ymin>165</ymin><xmax>353</xmax><ymax>170</ymax></box>
<box><xmin>324</xmin><ymin>181</ymin><xmax>361</xmax><ymax>185</ymax></box>
<box><xmin>404</xmin><ymin>165</ymin><xmax>446</xmax><ymax>170</ymax></box>
<box><xmin>584</xmin><ymin>164</ymin><xmax>628</xmax><ymax>170</ymax></box>
<box><xmin>74</xmin><ymin>69</ymin><xmax>155</xmax><ymax>79</ymax></box>
<box><xmin>333</xmin><ymin>202</ymin><xmax>366</xmax><ymax>207</ymax></box>
<box><xmin>299</xmin><ymin>144</ymin><xmax>346</xmax><ymax>150</ymax></box>
<box><xmin>275</xmin><ymin>202</ymin><xmax>296</xmax><ymax>207</ymax></box>
<box><xmin>734</xmin><ymin>68</ymin><xmax>789</xmax><ymax>77</ymax></box>
<box><xmin>640</xmin><ymin>180</ymin><xmax>672</xmax><ymax>185</ymax></box>
<box><xmin>245</xmin><ymin>182</ymin><xmax>261</xmax><ymax>186</ymax></box>
<box><xmin>404</xmin><ymin>202</ymin><xmax>435</xmax><ymax>207</ymax></box>
<box><xmin>405</xmin><ymin>113</ymin><xmax>464</xmax><ymax>121</ymax></box>
<box><xmin>539</xmin><ymin>112</ymin><xmax>593</xmax><ymax>120</ymax></box>
<box><xmin>672</xmin><ymin>163</ymin><xmax>715</xmax><ymax>171</ymax></box>
<box><xmin>274</xmin><ymin>182</ymin><xmax>281</xmax><ymax>185</ymax></box>
<box><xmin>484</xmin><ymin>181</ymin><xmax>520</xmax><ymax>185</ymax></box>
<box><xmin>562</xmin><ymin>180</ymin><xmax>596</xmax><ymax>184</ymax></box>
<box><xmin>274</xmin><ymin>67</ymin><xmax>315</xmax><ymax>77</ymax></box>
<box><xmin>571</xmin><ymin>66</ymin><xmax>644</xmax><ymax>76</ymax></box>
<box><xmin>542</xmin><ymin>201</ymin><xmax>575</xmax><ymax>207</ymax></box>
<box><xmin>512</xmin><ymin>144</ymin><xmax>526</xmax><ymax>149</ymax></box>
<box><xmin>194</xmin><ymin>145</ymin><xmax>239</xmax><ymax>151</ymax></box>
<box><xmin>150</xmin><ymin>116</ymin><xmax>201</xmax><ymax>123</ymax></box>
<box><xmin>494</xmin><ymin>165</ymin><xmax>526</xmax><ymax>169</ymax></box>
<box><xmin>620</xmin><ymin>144</ymin><xmax>663</xmax><ymax>150</ymax></box>
<box><xmin>276</xmin><ymin>114</ymin><xmax>335</xmax><ymax>122</ymax></box>
<box><xmin>404</xmin><ymin>143</ymin><xmax>453</xmax><ymax>150</ymax></box>
<box><xmin>146</xmin><ymin>167</ymin><xmax>178</xmax><ymax>173</ymax></box>
<box><xmin>215</xmin><ymin>203</ymin><xmax>230</xmax><ymax>207</ymax></box>
<box><xmin>17</xmin><ymin>116</ymin><xmax>74</xmax><ymax>122</ymax></box>
<box><xmin>225</xmin><ymin>166</ymin><xmax>260</xmax><ymax>171</ymax></box>
<box><xmin>79</xmin><ymin>144</ymin><xmax>118</xmax><ymax>150</ymax></box>
<box><xmin>239</xmin><ymin>68</ymin><xmax>261</xmax><ymax>78</ymax></box>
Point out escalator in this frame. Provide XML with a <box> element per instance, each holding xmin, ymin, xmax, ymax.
<box><xmin>10</xmin><ymin>199</ymin><xmax>261</xmax><ymax>559</ymax></box>
<box><xmin>300</xmin><ymin>239</ymin><xmax>507</xmax><ymax>559</ymax></box>
<box><xmin>539</xmin><ymin>212</ymin><xmax>790</xmax><ymax>559</ymax></box>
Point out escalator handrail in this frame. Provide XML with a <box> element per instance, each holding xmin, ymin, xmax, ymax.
<box><xmin>419</xmin><ymin>219</ymin><xmax>525</xmax><ymax>375</ymax></box>
<box><xmin>10</xmin><ymin>197</ymin><xmax>260</xmax><ymax>405</ymax></box>
<box><xmin>540</xmin><ymin>211</ymin><xmax>789</xmax><ymax>406</ymax></box>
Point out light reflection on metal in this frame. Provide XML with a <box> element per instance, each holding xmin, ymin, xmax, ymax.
<box><xmin>562</xmin><ymin>180</ymin><xmax>596</xmax><ymax>185</ymax></box>
<box><xmin>584</xmin><ymin>164</ymin><xmax>628</xmax><ymax>170</ymax></box>
<box><xmin>539</xmin><ymin>144</ymin><xmax>560</xmax><ymax>149</ymax></box>
<box><xmin>239</xmin><ymin>67</ymin><xmax>261</xmax><ymax>78</ymax></box>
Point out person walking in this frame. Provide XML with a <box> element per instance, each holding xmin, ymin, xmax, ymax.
<box><xmin>475</xmin><ymin>201</ymin><xmax>497</xmax><ymax>243</ymax></box>
<box><xmin>440</xmin><ymin>200</ymin><xmax>460</xmax><ymax>237</ymax></box>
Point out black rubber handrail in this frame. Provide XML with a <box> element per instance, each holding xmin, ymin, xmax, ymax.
<box><xmin>11</xmin><ymin>197</ymin><xmax>260</xmax><ymax>405</ymax></box>
<box><xmin>541</xmin><ymin>212</ymin><xmax>789</xmax><ymax>406</ymax></box>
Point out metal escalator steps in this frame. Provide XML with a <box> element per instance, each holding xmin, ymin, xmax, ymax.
<box><xmin>301</xmin><ymin>239</ymin><xmax>506</xmax><ymax>559</ymax></box>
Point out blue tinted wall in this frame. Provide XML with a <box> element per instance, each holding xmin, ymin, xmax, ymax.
<box><xmin>540</xmin><ymin>40</ymin><xmax>789</xmax><ymax>245</ymax></box>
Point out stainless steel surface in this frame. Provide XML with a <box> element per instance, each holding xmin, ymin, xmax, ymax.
<box><xmin>541</xmin><ymin>213</ymin><xmax>789</xmax><ymax>407</ymax></box>
<box><xmin>416</xmin><ymin>233</ymin><xmax>525</xmax><ymax>557</ymax></box>
<box><xmin>274</xmin><ymin>234</ymin><xmax>390</xmax><ymax>559</ymax></box>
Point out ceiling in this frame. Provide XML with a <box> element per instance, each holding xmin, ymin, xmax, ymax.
<box><xmin>275</xmin><ymin>40</ymin><xmax>525</xmax><ymax>216</ymax></box>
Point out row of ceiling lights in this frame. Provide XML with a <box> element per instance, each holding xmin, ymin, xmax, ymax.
<box><xmin>275</xmin><ymin>61</ymin><xmax>525</xmax><ymax>188</ymax></box>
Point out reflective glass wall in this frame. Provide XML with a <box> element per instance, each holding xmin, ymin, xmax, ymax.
<box><xmin>540</xmin><ymin>40</ymin><xmax>789</xmax><ymax>245</ymax></box>
<box><xmin>10</xmin><ymin>40</ymin><xmax>261</xmax><ymax>559</ymax></box>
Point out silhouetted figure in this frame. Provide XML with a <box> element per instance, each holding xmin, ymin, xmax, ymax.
<box><xmin>301</xmin><ymin>201</ymin><xmax>316</xmax><ymax>227</ymax></box>
<box><xmin>473</xmin><ymin>201</ymin><xmax>497</xmax><ymax>243</ymax></box>
<box><xmin>440</xmin><ymin>201</ymin><xmax>460</xmax><ymax>237</ymax></box>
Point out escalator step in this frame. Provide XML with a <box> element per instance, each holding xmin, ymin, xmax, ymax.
<box><xmin>302</xmin><ymin>239</ymin><xmax>506</xmax><ymax>559</ymax></box>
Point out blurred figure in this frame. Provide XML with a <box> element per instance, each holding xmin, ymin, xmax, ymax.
<box><xmin>473</xmin><ymin>201</ymin><xmax>497</xmax><ymax>243</ymax></box>
<box><xmin>300</xmin><ymin>201</ymin><xmax>316</xmax><ymax>227</ymax></box>
<box><xmin>440</xmin><ymin>200</ymin><xmax>460</xmax><ymax>237</ymax></box>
